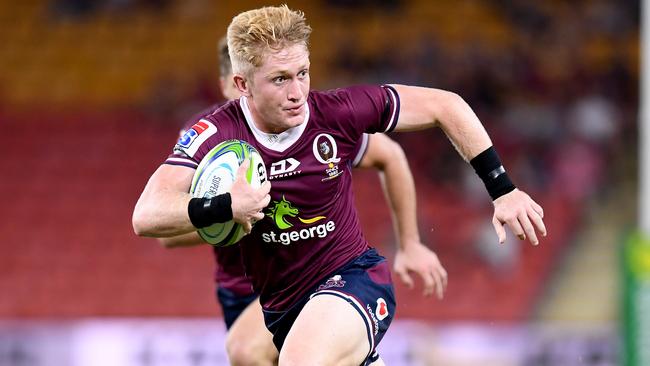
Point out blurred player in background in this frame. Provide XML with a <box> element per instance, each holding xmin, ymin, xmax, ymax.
<box><xmin>133</xmin><ymin>5</ymin><xmax>546</xmax><ymax>365</ymax></box>
<box><xmin>159</xmin><ymin>36</ymin><xmax>448</xmax><ymax>366</ymax></box>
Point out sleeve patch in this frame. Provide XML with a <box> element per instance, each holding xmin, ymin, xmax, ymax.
<box><xmin>174</xmin><ymin>119</ymin><xmax>217</xmax><ymax>157</ymax></box>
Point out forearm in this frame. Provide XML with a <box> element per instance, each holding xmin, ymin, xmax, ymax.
<box><xmin>379</xmin><ymin>151</ymin><xmax>420</xmax><ymax>248</ymax></box>
<box><xmin>158</xmin><ymin>231</ymin><xmax>206</xmax><ymax>248</ymax></box>
<box><xmin>391</xmin><ymin>85</ymin><xmax>492</xmax><ymax>161</ymax></box>
<box><xmin>133</xmin><ymin>190</ymin><xmax>197</xmax><ymax>237</ymax></box>
<box><xmin>436</xmin><ymin>92</ymin><xmax>492</xmax><ymax>161</ymax></box>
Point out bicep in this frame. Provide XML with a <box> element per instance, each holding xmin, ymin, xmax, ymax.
<box><xmin>390</xmin><ymin>84</ymin><xmax>459</xmax><ymax>132</ymax></box>
<box><xmin>136</xmin><ymin>164</ymin><xmax>195</xmax><ymax>208</ymax></box>
<box><xmin>148</xmin><ymin>163</ymin><xmax>194</xmax><ymax>192</ymax></box>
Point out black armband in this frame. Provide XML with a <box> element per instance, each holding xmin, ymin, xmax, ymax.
<box><xmin>187</xmin><ymin>193</ymin><xmax>233</xmax><ymax>228</ymax></box>
<box><xmin>470</xmin><ymin>147</ymin><xmax>516</xmax><ymax>200</ymax></box>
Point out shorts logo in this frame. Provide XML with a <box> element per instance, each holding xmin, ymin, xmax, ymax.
<box><xmin>375</xmin><ymin>298</ymin><xmax>389</xmax><ymax>321</ymax></box>
<box><xmin>366</xmin><ymin>304</ymin><xmax>380</xmax><ymax>335</ymax></box>
<box><xmin>312</xmin><ymin>133</ymin><xmax>343</xmax><ymax>181</ymax></box>
<box><xmin>178</xmin><ymin>121</ymin><xmax>210</xmax><ymax>148</ymax></box>
<box><xmin>317</xmin><ymin>275</ymin><xmax>346</xmax><ymax>290</ymax></box>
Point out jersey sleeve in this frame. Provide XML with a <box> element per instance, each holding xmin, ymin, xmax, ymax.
<box><xmin>350</xmin><ymin>133</ymin><xmax>370</xmax><ymax>168</ymax></box>
<box><xmin>346</xmin><ymin>84</ymin><xmax>400</xmax><ymax>134</ymax></box>
<box><xmin>165</xmin><ymin>119</ymin><xmax>219</xmax><ymax>169</ymax></box>
<box><xmin>178</xmin><ymin>102</ymin><xmax>224</xmax><ymax>138</ymax></box>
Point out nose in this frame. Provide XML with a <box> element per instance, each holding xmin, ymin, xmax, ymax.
<box><xmin>286</xmin><ymin>79</ymin><xmax>303</xmax><ymax>103</ymax></box>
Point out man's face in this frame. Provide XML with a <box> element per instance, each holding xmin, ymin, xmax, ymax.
<box><xmin>237</xmin><ymin>44</ymin><xmax>310</xmax><ymax>134</ymax></box>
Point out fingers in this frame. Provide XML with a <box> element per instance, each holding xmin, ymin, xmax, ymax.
<box><xmin>518</xmin><ymin>213</ymin><xmax>538</xmax><ymax>245</ymax></box>
<box><xmin>506</xmin><ymin>215</ymin><xmax>526</xmax><ymax>241</ymax></box>
<box><xmin>492</xmin><ymin>216</ymin><xmax>507</xmax><ymax>244</ymax></box>
<box><xmin>261</xmin><ymin>194</ymin><xmax>271</xmax><ymax>208</ymax></box>
<box><xmin>438</xmin><ymin>265</ymin><xmax>448</xmax><ymax>289</ymax></box>
<box><xmin>422</xmin><ymin>264</ymin><xmax>448</xmax><ymax>299</ymax></box>
<box><xmin>236</xmin><ymin>159</ymin><xmax>251</xmax><ymax>181</ymax></box>
<box><xmin>431</xmin><ymin>267</ymin><xmax>446</xmax><ymax>300</ymax></box>
<box><xmin>527</xmin><ymin>206</ymin><xmax>546</xmax><ymax>237</ymax></box>
<box><xmin>242</xmin><ymin>220</ymin><xmax>252</xmax><ymax>234</ymax></box>
<box><xmin>395</xmin><ymin>266</ymin><xmax>414</xmax><ymax>290</ymax></box>
<box><xmin>253</xmin><ymin>211</ymin><xmax>265</xmax><ymax>222</ymax></box>
<box><xmin>420</xmin><ymin>269</ymin><xmax>435</xmax><ymax>297</ymax></box>
<box><xmin>532</xmin><ymin>201</ymin><xmax>544</xmax><ymax>218</ymax></box>
<box><xmin>260</xmin><ymin>181</ymin><xmax>271</xmax><ymax>194</ymax></box>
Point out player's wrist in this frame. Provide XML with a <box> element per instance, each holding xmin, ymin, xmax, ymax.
<box><xmin>187</xmin><ymin>193</ymin><xmax>233</xmax><ymax>228</ymax></box>
<box><xmin>470</xmin><ymin>146</ymin><xmax>516</xmax><ymax>200</ymax></box>
<box><xmin>398</xmin><ymin>236</ymin><xmax>422</xmax><ymax>249</ymax></box>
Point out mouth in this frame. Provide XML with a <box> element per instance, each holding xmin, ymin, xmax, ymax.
<box><xmin>284</xmin><ymin>103</ymin><xmax>304</xmax><ymax>115</ymax></box>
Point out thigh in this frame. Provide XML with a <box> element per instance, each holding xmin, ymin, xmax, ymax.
<box><xmin>227</xmin><ymin>298</ymin><xmax>279</xmax><ymax>364</ymax></box>
<box><xmin>217</xmin><ymin>287</ymin><xmax>258</xmax><ymax>329</ymax></box>
<box><xmin>279</xmin><ymin>294</ymin><xmax>369</xmax><ymax>366</ymax></box>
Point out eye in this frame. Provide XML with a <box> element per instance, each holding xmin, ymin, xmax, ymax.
<box><xmin>272</xmin><ymin>76</ymin><xmax>286</xmax><ymax>84</ymax></box>
<box><xmin>298</xmin><ymin>70</ymin><xmax>309</xmax><ymax>78</ymax></box>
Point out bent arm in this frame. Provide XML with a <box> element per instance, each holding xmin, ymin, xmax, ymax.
<box><xmin>357</xmin><ymin>134</ymin><xmax>447</xmax><ymax>298</ymax></box>
<box><xmin>390</xmin><ymin>84</ymin><xmax>492</xmax><ymax>161</ymax></box>
<box><xmin>390</xmin><ymin>84</ymin><xmax>547</xmax><ymax>246</ymax></box>
<box><xmin>132</xmin><ymin>164</ymin><xmax>197</xmax><ymax>237</ymax></box>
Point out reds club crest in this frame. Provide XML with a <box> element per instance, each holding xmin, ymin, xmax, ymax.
<box><xmin>312</xmin><ymin>133</ymin><xmax>343</xmax><ymax>181</ymax></box>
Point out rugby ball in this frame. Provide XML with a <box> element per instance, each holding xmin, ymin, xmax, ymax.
<box><xmin>190</xmin><ymin>140</ymin><xmax>267</xmax><ymax>246</ymax></box>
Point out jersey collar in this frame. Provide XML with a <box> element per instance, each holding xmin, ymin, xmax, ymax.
<box><xmin>239</xmin><ymin>96</ymin><xmax>310</xmax><ymax>152</ymax></box>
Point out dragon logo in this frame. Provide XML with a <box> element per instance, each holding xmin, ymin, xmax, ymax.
<box><xmin>266</xmin><ymin>195</ymin><xmax>326</xmax><ymax>230</ymax></box>
<box><xmin>266</xmin><ymin>196</ymin><xmax>299</xmax><ymax>230</ymax></box>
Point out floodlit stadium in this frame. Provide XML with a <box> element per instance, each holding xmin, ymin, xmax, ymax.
<box><xmin>0</xmin><ymin>0</ymin><xmax>642</xmax><ymax>365</ymax></box>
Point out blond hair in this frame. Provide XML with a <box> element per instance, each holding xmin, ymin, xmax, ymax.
<box><xmin>227</xmin><ymin>5</ymin><xmax>312</xmax><ymax>76</ymax></box>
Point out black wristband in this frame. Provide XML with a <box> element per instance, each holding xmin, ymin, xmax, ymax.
<box><xmin>470</xmin><ymin>147</ymin><xmax>516</xmax><ymax>200</ymax></box>
<box><xmin>188</xmin><ymin>193</ymin><xmax>233</xmax><ymax>228</ymax></box>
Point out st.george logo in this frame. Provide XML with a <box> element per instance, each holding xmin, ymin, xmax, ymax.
<box><xmin>266</xmin><ymin>196</ymin><xmax>325</xmax><ymax>229</ymax></box>
<box><xmin>262</xmin><ymin>195</ymin><xmax>335</xmax><ymax>245</ymax></box>
<box><xmin>267</xmin><ymin>196</ymin><xmax>300</xmax><ymax>230</ymax></box>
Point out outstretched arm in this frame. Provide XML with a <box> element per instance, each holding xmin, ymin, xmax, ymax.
<box><xmin>357</xmin><ymin>134</ymin><xmax>447</xmax><ymax>299</ymax></box>
<box><xmin>390</xmin><ymin>85</ymin><xmax>547</xmax><ymax>245</ymax></box>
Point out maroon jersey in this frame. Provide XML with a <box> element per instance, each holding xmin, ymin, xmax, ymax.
<box><xmin>167</xmin><ymin>85</ymin><xmax>400</xmax><ymax>310</ymax></box>
<box><xmin>179</xmin><ymin>102</ymin><xmax>253</xmax><ymax>296</ymax></box>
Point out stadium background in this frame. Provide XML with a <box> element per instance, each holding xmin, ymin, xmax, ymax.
<box><xmin>0</xmin><ymin>0</ymin><xmax>639</xmax><ymax>365</ymax></box>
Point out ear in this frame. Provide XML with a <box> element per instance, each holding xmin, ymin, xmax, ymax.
<box><xmin>233</xmin><ymin>74</ymin><xmax>251</xmax><ymax>97</ymax></box>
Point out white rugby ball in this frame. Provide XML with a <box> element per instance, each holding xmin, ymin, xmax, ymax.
<box><xmin>190</xmin><ymin>140</ymin><xmax>267</xmax><ymax>246</ymax></box>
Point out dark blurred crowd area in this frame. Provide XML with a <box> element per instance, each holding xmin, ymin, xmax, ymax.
<box><xmin>325</xmin><ymin>0</ymin><xmax>638</xmax><ymax>208</ymax></box>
